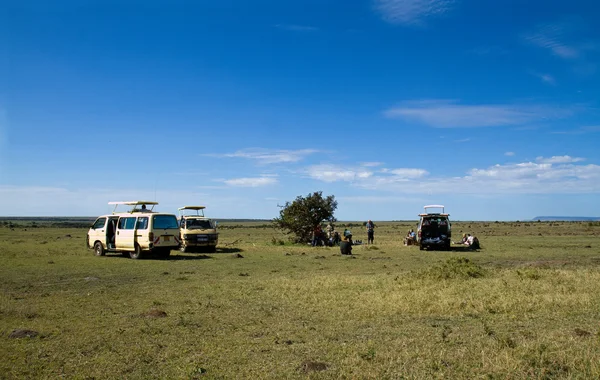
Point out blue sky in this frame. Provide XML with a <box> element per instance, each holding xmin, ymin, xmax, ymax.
<box><xmin>2</xmin><ymin>0</ymin><xmax>600</xmax><ymax>220</ymax></box>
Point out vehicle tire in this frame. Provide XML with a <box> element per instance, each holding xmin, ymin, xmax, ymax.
<box><xmin>130</xmin><ymin>244</ymin><xmax>143</xmax><ymax>259</ymax></box>
<box><xmin>419</xmin><ymin>244</ymin><xmax>424</xmax><ymax>251</ymax></box>
<box><xmin>207</xmin><ymin>246</ymin><xmax>217</xmax><ymax>253</ymax></box>
<box><xmin>179</xmin><ymin>245</ymin><xmax>187</xmax><ymax>253</ymax></box>
<box><xmin>94</xmin><ymin>241</ymin><xmax>105</xmax><ymax>256</ymax></box>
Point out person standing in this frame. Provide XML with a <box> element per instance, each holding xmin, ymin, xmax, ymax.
<box><xmin>366</xmin><ymin>220</ymin><xmax>375</xmax><ymax>245</ymax></box>
<box><xmin>312</xmin><ymin>224</ymin><xmax>322</xmax><ymax>247</ymax></box>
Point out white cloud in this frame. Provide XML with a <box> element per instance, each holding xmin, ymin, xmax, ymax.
<box><xmin>374</xmin><ymin>0</ymin><xmax>455</xmax><ymax>25</ymax></box>
<box><xmin>384</xmin><ymin>99</ymin><xmax>573</xmax><ymax>128</ymax></box>
<box><xmin>304</xmin><ymin>158</ymin><xmax>600</xmax><ymax>195</ymax></box>
<box><xmin>361</xmin><ymin>162</ymin><xmax>384</xmax><ymax>167</ymax></box>
<box><xmin>223</xmin><ymin>176</ymin><xmax>278</xmax><ymax>187</ymax></box>
<box><xmin>380</xmin><ymin>168</ymin><xmax>429</xmax><ymax>178</ymax></box>
<box><xmin>209</xmin><ymin>148</ymin><xmax>318</xmax><ymax>164</ymax></box>
<box><xmin>505</xmin><ymin>152</ymin><xmax>515</xmax><ymax>157</ymax></box>
<box><xmin>536</xmin><ymin>155</ymin><xmax>585</xmax><ymax>164</ymax></box>
<box><xmin>305</xmin><ymin>164</ymin><xmax>373</xmax><ymax>183</ymax></box>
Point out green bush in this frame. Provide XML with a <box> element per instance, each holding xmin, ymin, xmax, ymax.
<box><xmin>424</xmin><ymin>257</ymin><xmax>486</xmax><ymax>280</ymax></box>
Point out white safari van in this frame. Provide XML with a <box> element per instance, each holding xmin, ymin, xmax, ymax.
<box><xmin>178</xmin><ymin>206</ymin><xmax>219</xmax><ymax>253</ymax></box>
<box><xmin>87</xmin><ymin>201</ymin><xmax>180</xmax><ymax>259</ymax></box>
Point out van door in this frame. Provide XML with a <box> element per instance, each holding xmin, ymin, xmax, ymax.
<box><xmin>89</xmin><ymin>217</ymin><xmax>107</xmax><ymax>248</ymax></box>
<box><xmin>116</xmin><ymin>216</ymin><xmax>137</xmax><ymax>250</ymax></box>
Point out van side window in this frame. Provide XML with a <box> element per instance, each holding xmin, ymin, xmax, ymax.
<box><xmin>136</xmin><ymin>217</ymin><xmax>149</xmax><ymax>230</ymax></box>
<box><xmin>124</xmin><ymin>217</ymin><xmax>136</xmax><ymax>230</ymax></box>
<box><xmin>92</xmin><ymin>218</ymin><xmax>106</xmax><ymax>229</ymax></box>
<box><xmin>118</xmin><ymin>217</ymin><xmax>137</xmax><ymax>230</ymax></box>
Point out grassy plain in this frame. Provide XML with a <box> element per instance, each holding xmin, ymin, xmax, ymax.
<box><xmin>1</xmin><ymin>220</ymin><xmax>600</xmax><ymax>379</ymax></box>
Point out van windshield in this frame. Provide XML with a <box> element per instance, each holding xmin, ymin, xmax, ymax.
<box><xmin>185</xmin><ymin>219</ymin><xmax>213</xmax><ymax>229</ymax></box>
<box><xmin>152</xmin><ymin>215</ymin><xmax>179</xmax><ymax>229</ymax></box>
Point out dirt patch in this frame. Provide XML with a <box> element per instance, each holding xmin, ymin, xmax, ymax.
<box><xmin>231</xmin><ymin>253</ymin><xmax>244</xmax><ymax>258</ymax></box>
<box><xmin>9</xmin><ymin>329</ymin><xmax>39</xmax><ymax>338</ymax></box>
<box><xmin>142</xmin><ymin>309</ymin><xmax>167</xmax><ymax>318</ymax></box>
<box><xmin>299</xmin><ymin>360</ymin><xmax>329</xmax><ymax>373</ymax></box>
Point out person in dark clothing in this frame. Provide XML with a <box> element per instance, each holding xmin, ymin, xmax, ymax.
<box><xmin>340</xmin><ymin>233</ymin><xmax>353</xmax><ymax>255</ymax></box>
<box><xmin>366</xmin><ymin>220</ymin><xmax>375</xmax><ymax>244</ymax></box>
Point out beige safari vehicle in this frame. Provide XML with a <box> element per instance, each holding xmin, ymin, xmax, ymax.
<box><xmin>86</xmin><ymin>201</ymin><xmax>180</xmax><ymax>259</ymax></box>
<box><xmin>178</xmin><ymin>206</ymin><xmax>219</xmax><ymax>253</ymax></box>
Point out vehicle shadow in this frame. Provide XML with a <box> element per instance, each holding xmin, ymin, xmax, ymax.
<box><xmin>166</xmin><ymin>254</ymin><xmax>213</xmax><ymax>260</ymax></box>
<box><xmin>216</xmin><ymin>247</ymin><xmax>243</xmax><ymax>254</ymax></box>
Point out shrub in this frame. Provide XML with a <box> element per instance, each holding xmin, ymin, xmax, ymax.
<box><xmin>423</xmin><ymin>257</ymin><xmax>486</xmax><ymax>280</ymax></box>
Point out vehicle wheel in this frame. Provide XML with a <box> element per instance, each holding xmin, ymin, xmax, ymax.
<box><xmin>419</xmin><ymin>244</ymin><xmax>424</xmax><ymax>251</ymax></box>
<box><xmin>94</xmin><ymin>241</ymin><xmax>105</xmax><ymax>256</ymax></box>
<box><xmin>207</xmin><ymin>246</ymin><xmax>217</xmax><ymax>253</ymax></box>
<box><xmin>179</xmin><ymin>245</ymin><xmax>187</xmax><ymax>253</ymax></box>
<box><xmin>130</xmin><ymin>244</ymin><xmax>143</xmax><ymax>259</ymax></box>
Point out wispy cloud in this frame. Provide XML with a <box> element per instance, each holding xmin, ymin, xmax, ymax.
<box><xmin>524</xmin><ymin>23</ymin><xmax>580</xmax><ymax>59</ymax></box>
<box><xmin>505</xmin><ymin>152</ymin><xmax>515</xmax><ymax>157</ymax></box>
<box><xmin>223</xmin><ymin>176</ymin><xmax>278</xmax><ymax>187</ymax></box>
<box><xmin>551</xmin><ymin>125</ymin><xmax>600</xmax><ymax>135</ymax></box>
<box><xmin>469</xmin><ymin>46</ymin><xmax>509</xmax><ymax>56</ymax></box>
<box><xmin>374</xmin><ymin>0</ymin><xmax>456</xmax><ymax>25</ymax></box>
<box><xmin>305</xmin><ymin>164</ymin><xmax>373</xmax><ymax>183</ymax></box>
<box><xmin>208</xmin><ymin>148</ymin><xmax>318</xmax><ymax>164</ymax></box>
<box><xmin>384</xmin><ymin>99</ymin><xmax>573</xmax><ymax>128</ymax></box>
<box><xmin>536</xmin><ymin>155</ymin><xmax>584</xmax><ymax>164</ymax></box>
<box><xmin>274</xmin><ymin>24</ymin><xmax>319</xmax><ymax>32</ymax></box>
<box><xmin>531</xmin><ymin>72</ymin><xmax>557</xmax><ymax>86</ymax></box>
<box><xmin>360</xmin><ymin>162</ymin><xmax>384</xmax><ymax>167</ymax></box>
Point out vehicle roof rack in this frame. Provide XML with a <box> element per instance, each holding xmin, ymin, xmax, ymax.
<box><xmin>419</xmin><ymin>204</ymin><xmax>449</xmax><ymax>216</ymax></box>
<box><xmin>178</xmin><ymin>206</ymin><xmax>206</xmax><ymax>218</ymax></box>
<box><xmin>108</xmin><ymin>201</ymin><xmax>158</xmax><ymax>214</ymax></box>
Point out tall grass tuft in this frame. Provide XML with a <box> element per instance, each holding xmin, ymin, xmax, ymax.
<box><xmin>423</xmin><ymin>257</ymin><xmax>486</xmax><ymax>280</ymax></box>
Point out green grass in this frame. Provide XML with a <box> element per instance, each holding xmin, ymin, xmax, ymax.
<box><xmin>1</xmin><ymin>221</ymin><xmax>600</xmax><ymax>379</ymax></box>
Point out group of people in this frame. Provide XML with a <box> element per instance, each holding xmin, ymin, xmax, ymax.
<box><xmin>310</xmin><ymin>220</ymin><xmax>377</xmax><ymax>255</ymax></box>
<box><xmin>404</xmin><ymin>229</ymin><xmax>417</xmax><ymax>246</ymax></box>
<box><xmin>457</xmin><ymin>233</ymin><xmax>480</xmax><ymax>249</ymax></box>
<box><xmin>312</xmin><ymin>220</ymin><xmax>480</xmax><ymax>253</ymax></box>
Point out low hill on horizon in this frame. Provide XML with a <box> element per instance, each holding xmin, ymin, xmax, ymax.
<box><xmin>533</xmin><ymin>216</ymin><xmax>600</xmax><ymax>221</ymax></box>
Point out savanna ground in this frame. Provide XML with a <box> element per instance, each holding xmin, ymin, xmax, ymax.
<box><xmin>1</xmin><ymin>219</ymin><xmax>600</xmax><ymax>379</ymax></box>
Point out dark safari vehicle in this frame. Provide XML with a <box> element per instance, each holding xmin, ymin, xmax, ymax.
<box><xmin>417</xmin><ymin>205</ymin><xmax>451</xmax><ymax>251</ymax></box>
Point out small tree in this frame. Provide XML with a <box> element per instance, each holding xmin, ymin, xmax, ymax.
<box><xmin>273</xmin><ymin>191</ymin><xmax>337</xmax><ymax>243</ymax></box>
